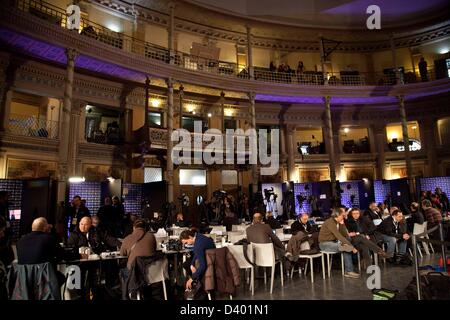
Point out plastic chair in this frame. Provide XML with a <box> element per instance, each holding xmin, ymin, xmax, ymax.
<box><xmin>251</xmin><ymin>243</ymin><xmax>283</xmax><ymax>294</ymax></box>
<box><xmin>298</xmin><ymin>252</ymin><xmax>325</xmax><ymax>283</ymax></box>
<box><xmin>142</xmin><ymin>257</ymin><xmax>169</xmax><ymax>300</ymax></box>
<box><xmin>227</xmin><ymin>245</ymin><xmax>254</xmax><ymax>295</ymax></box>
<box><xmin>321</xmin><ymin>251</ymin><xmax>344</xmax><ymax>278</ymax></box>
<box><xmin>274</xmin><ymin>228</ymin><xmax>284</xmax><ymax>236</ymax></box>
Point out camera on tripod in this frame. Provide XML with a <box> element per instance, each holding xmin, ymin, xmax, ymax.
<box><xmin>178</xmin><ymin>193</ymin><xmax>190</xmax><ymax>207</ymax></box>
<box><xmin>213</xmin><ymin>189</ymin><xmax>227</xmax><ymax>199</ymax></box>
<box><xmin>263</xmin><ymin>187</ymin><xmax>277</xmax><ymax>201</ymax></box>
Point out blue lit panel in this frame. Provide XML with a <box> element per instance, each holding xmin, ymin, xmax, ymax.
<box><xmin>340</xmin><ymin>181</ymin><xmax>360</xmax><ymax>208</ymax></box>
<box><xmin>374</xmin><ymin>180</ymin><xmax>391</xmax><ymax>204</ymax></box>
<box><xmin>294</xmin><ymin>183</ymin><xmax>313</xmax><ymax>215</ymax></box>
<box><xmin>418</xmin><ymin>177</ymin><xmax>450</xmax><ymax>197</ymax></box>
<box><xmin>68</xmin><ymin>182</ymin><xmax>102</xmax><ymax>214</ymax></box>
<box><xmin>123</xmin><ymin>183</ymin><xmax>142</xmax><ymax>216</ymax></box>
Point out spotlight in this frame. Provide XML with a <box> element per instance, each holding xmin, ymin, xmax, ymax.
<box><xmin>68</xmin><ymin>177</ymin><xmax>85</xmax><ymax>183</ymax></box>
<box><xmin>344</xmin><ymin>128</ymin><xmax>350</xmax><ymax>134</ymax></box>
<box><xmin>207</xmin><ymin>113</ymin><xmax>212</xmax><ymax>118</ymax></box>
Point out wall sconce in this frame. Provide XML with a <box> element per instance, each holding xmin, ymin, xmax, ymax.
<box><xmin>343</xmin><ymin>128</ymin><xmax>350</xmax><ymax>134</ymax></box>
<box><xmin>186</xmin><ymin>104</ymin><xmax>195</xmax><ymax>113</ymax></box>
<box><xmin>207</xmin><ymin>113</ymin><xmax>212</xmax><ymax>118</ymax></box>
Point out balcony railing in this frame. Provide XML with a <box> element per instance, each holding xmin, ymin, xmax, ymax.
<box><xmin>11</xmin><ymin>0</ymin><xmax>445</xmax><ymax>87</ymax></box>
<box><xmin>8</xmin><ymin>113</ymin><xmax>58</xmax><ymax>139</ymax></box>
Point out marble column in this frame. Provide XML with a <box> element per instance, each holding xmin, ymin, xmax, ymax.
<box><xmin>371</xmin><ymin>124</ymin><xmax>387</xmax><ymax>180</ymax></box>
<box><xmin>286</xmin><ymin>124</ymin><xmax>296</xmax><ymax>182</ymax></box>
<box><xmin>248</xmin><ymin>92</ymin><xmax>258</xmax><ymax>192</ymax></box>
<box><xmin>124</xmin><ymin>108</ymin><xmax>133</xmax><ymax>182</ymax></box>
<box><xmin>57</xmin><ymin>48</ymin><xmax>78</xmax><ymax>203</ymax></box>
<box><xmin>323</xmin><ymin>96</ymin><xmax>336</xmax><ymax>197</ymax></box>
<box><xmin>220</xmin><ymin>91</ymin><xmax>225</xmax><ymax>132</ymax></box>
<box><xmin>246</xmin><ymin>26</ymin><xmax>254</xmax><ymax>79</ymax></box>
<box><xmin>390</xmin><ymin>34</ymin><xmax>401</xmax><ymax>84</ymax></box>
<box><xmin>398</xmin><ymin>95</ymin><xmax>414</xmax><ymax>194</ymax></box>
<box><xmin>166</xmin><ymin>78</ymin><xmax>174</xmax><ymax>202</ymax></box>
<box><xmin>68</xmin><ymin>100</ymin><xmax>84</xmax><ymax>177</ymax></box>
<box><xmin>168</xmin><ymin>2</ymin><xmax>176</xmax><ymax>65</ymax></box>
<box><xmin>0</xmin><ymin>54</ymin><xmax>10</xmax><ymax>131</ymax></box>
<box><xmin>419</xmin><ymin>118</ymin><xmax>438</xmax><ymax>177</ymax></box>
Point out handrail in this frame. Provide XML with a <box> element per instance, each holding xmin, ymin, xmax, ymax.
<box><xmin>9</xmin><ymin>0</ymin><xmax>445</xmax><ymax>87</ymax></box>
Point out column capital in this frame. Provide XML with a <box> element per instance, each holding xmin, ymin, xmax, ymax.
<box><xmin>168</xmin><ymin>1</ymin><xmax>176</xmax><ymax>10</ymax></box>
<box><xmin>166</xmin><ymin>77</ymin><xmax>174</xmax><ymax>88</ymax></box>
<box><xmin>397</xmin><ymin>94</ymin><xmax>404</xmax><ymax>104</ymax></box>
<box><xmin>65</xmin><ymin>48</ymin><xmax>78</xmax><ymax>61</ymax></box>
<box><xmin>286</xmin><ymin>124</ymin><xmax>297</xmax><ymax>132</ymax></box>
<box><xmin>247</xmin><ymin>92</ymin><xmax>255</xmax><ymax>102</ymax></box>
<box><xmin>323</xmin><ymin>96</ymin><xmax>331</xmax><ymax>104</ymax></box>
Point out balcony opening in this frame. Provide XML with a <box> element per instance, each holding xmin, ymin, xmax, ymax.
<box><xmin>438</xmin><ymin>117</ymin><xmax>450</xmax><ymax>146</ymax></box>
<box><xmin>85</xmin><ymin>104</ymin><xmax>123</xmax><ymax>145</ymax></box>
<box><xmin>386</xmin><ymin>121</ymin><xmax>421</xmax><ymax>152</ymax></box>
<box><xmin>182</xmin><ymin>115</ymin><xmax>207</xmax><ymax>133</ymax></box>
<box><xmin>148</xmin><ymin>111</ymin><xmax>162</xmax><ymax>127</ymax></box>
<box><xmin>8</xmin><ymin>91</ymin><xmax>60</xmax><ymax>139</ymax></box>
<box><xmin>295</xmin><ymin>127</ymin><xmax>326</xmax><ymax>155</ymax></box>
<box><xmin>339</xmin><ymin>127</ymin><xmax>370</xmax><ymax>153</ymax></box>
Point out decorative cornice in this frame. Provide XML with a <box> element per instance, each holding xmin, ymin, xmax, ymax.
<box><xmin>85</xmin><ymin>0</ymin><xmax>450</xmax><ymax>52</ymax></box>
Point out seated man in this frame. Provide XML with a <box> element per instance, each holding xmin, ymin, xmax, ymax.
<box><xmin>364</xmin><ymin>202</ymin><xmax>383</xmax><ymax>221</ymax></box>
<box><xmin>179</xmin><ymin>229</ymin><xmax>215</xmax><ymax>294</ymax></box>
<box><xmin>345</xmin><ymin>208</ymin><xmax>388</xmax><ymax>268</ymax></box>
<box><xmin>290</xmin><ymin>213</ymin><xmax>319</xmax><ymax>247</ymax></box>
<box><xmin>174</xmin><ymin>212</ymin><xmax>190</xmax><ymax>228</ymax></box>
<box><xmin>17</xmin><ymin>217</ymin><xmax>64</xmax><ymax>265</ymax></box>
<box><xmin>318</xmin><ymin>210</ymin><xmax>360</xmax><ymax>279</ymax></box>
<box><xmin>16</xmin><ymin>217</ymin><xmax>66</xmax><ymax>287</ymax></box>
<box><xmin>120</xmin><ymin>219</ymin><xmax>156</xmax><ymax>271</ymax></box>
<box><xmin>246</xmin><ymin>213</ymin><xmax>286</xmax><ymax>261</ymax></box>
<box><xmin>265</xmin><ymin>211</ymin><xmax>282</xmax><ymax>230</ymax></box>
<box><xmin>377</xmin><ymin>209</ymin><xmax>410</xmax><ymax>263</ymax></box>
<box><xmin>67</xmin><ymin>216</ymin><xmax>121</xmax><ymax>254</ymax></box>
<box><xmin>422</xmin><ymin>199</ymin><xmax>442</xmax><ymax>239</ymax></box>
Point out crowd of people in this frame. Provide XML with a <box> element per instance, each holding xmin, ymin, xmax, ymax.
<box><xmin>0</xmin><ymin>185</ymin><xmax>448</xmax><ymax>300</ymax></box>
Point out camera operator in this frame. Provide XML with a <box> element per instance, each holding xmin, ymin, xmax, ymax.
<box><xmin>222</xmin><ymin>196</ymin><xmax>238</xmax><ymax>231</ymax></box>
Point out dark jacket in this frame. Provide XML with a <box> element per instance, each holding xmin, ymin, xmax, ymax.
<box><xmin>423</xmin><ymin>207</ymin><xmax>442</xmax><ymax>229</ymax></box>
<box><xmin>345</xmin><ymin>215</ymin><xmax>377</xmax><ymax>236</ymax></box>
<box><xmin>404</xmin><ymin>208</ymin><xmax>425</xmax><ymax>233</ymax></box>
<box><xmin>291</xmin><ymin>220</ymin><xmax>316</xmax><ymax>235</ymax></box>
<box><xmin>364</xmin><ymin>208</ymin><xmax>382</xmax><ymax>221</ymax></box>
<box><xmin>17</xmin><ymin>231</ymin><xmax>63</xmax><ymax>265</ymax></box>
<box><xmin>7</xmin><ymin>262</ymin><xmax>61</xmax><ymax>300</ymax></box>
<box><xmin>246</xmin><ymin>222</ymin><xmax>284</xmax><ymax>250</ymax></box>
<box><xmin>377</xmin><ymin>216</ymin><xmax>408</xmax><ymax>239</ymax></box>
<box><xmin>191</xmin><ymin>233</ymin><xmax>216</xmax><ymax>281</ymax></box>
<box><xmin>125</xmin><ymin>252</ymin><xmax>166</xmax><ymax>299</ymax></box>
<box><xmin>266</xmin><ymin>216</ymin><xmax>282</xmax><ymax>230</ymax></box>
<box><xmin>68</xmin><ymin>205</ymin><xmax>91</xmax><ymax>231</ymax></box>
<box><xmin>203</xmin><ymin>247</ymin><xmax>240</xmax><ymax>294</ymax></box>
<box><xmin>67</xmin><ymin>227</ymin><xmax>121</xmax><ymax>254</ymax></box>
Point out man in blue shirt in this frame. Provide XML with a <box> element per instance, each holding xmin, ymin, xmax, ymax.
<box><xmin>180</xmin><ymin>229</ymin><xmax>215</xmax><ymax>290</ymax></box>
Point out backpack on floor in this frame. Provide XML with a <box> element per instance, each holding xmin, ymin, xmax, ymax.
<box><xmin>405</xmin><ymin>271</ymin><xmax>450</xmax><ymax>300</ymax></box>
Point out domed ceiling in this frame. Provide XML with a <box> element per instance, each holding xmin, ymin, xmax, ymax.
<box><xmin>184</xmin><ymin>0</ymin><xmax>450</xmax><ymax>29</ymax></box>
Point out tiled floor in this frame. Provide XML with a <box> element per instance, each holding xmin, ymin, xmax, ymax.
<box><xmin>234</xmin><ymin>254</ymin><xmax>442</xmax><ymax>300</ymax></box>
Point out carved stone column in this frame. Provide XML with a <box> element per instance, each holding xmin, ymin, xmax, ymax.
<box><xmin>248</xmin><ymin>92</ymin><xmax>258</xmax><ymax>192</ymax></box>
<box><xmin>68</xmin><ymin>100</ymin><xmax>84</xmax><ymax>177</ymax></box>
<box><xmin>371</xmin><ymin>124</ymin><xmax>387</xmax><ymax>179</ymax></box>
<box><xmin>398</xmin><ymin>95</ymin><xmax>414</xmax><ymax>195</ymax></box>
<box><xmin>166</xmin><ymin>78</ymin><xmax>174</xmax><ymax>202</ymax></box>
<box><xmin>168</xmin><ymin>2</ymin><xmax>176</xmax><ymax>65</ymax></box>
<box><xmin>246</xmin><ymin>26</ymin><xmax>254</xmax><ymax>79</ymax></box>
<box><xmin>124</xmin><ymin>108</ymin><xmax>133</xmax><ymax>182</ymax></box>
<box><xmin>419</xmin><ymin>118</ymin><xmax>438</xmax><ymax>177</ymax></box>
<box><xmin>323</xmin><ymin>96</ymin><xmax>336</xmax><ymax>197</ymax></box>
<box><xmin>286</xmin><ymin>124</ymin><xmax>296</xmax><ymax>182</ymax></box>
<box><xmin>58</xmin><ymin>48</ymin><xmax>78</xmax><ymax>182</ymax></box>
<box><xmin>0</xmin><ymin>54</ymin><xmax>10</xmax><ymax>131</ymax></box>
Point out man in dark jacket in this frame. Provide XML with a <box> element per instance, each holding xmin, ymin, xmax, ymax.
<box><xmin>67</xmin><ymin>216</ymin><xmax>121</xmax><ymax>254</ymax></box>
<box><xmin>422</xmin><ymin>199</ymin><xmax>443</xmax><ymax>239</ymax></box>
<box><xmin>364</xmin><ymin>202</ymin><xmax>383</xmax><ymax>221</ymax></box>
<box><xmin>180</xmin><ymin>229</ymin><xmax>215</xmax><ymax>291</ymax></box>
<box><xmin>403</xmin><ymin>202</ymin><xmax>424</xmax><ymax>233</ymax></box>
<box><xmin>290</xmin><ymin>213</ymin><xmax>319</xmax><ymax>248</ymax></box>
<box><xmin>345</xmin><ymin>208</ymin><xmax>388</xmax><ymax>267</ymax></box>
<box><xmin>435</xmin><ymin>187</ymin><xmax>449</xmax><ymax>213</ymax></box>
<box><xmin>377</xmin><ymin>209</ymin><xmax>410</xmax><ymax>262</ymax></box>
<box><xmin>68</xmin><ymin>195</ymin><xmax>91</xmax><ymax>232</ymax></box>
<box><xmin>246</xmin><ymin>212</ymin><xmax>285</xmax><ymax>259</ymax></box>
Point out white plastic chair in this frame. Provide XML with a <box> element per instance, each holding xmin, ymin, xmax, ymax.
<box><xmin>211</xmin><ymin>226</ymin><xmax>227</xmax><ymax>234</ymax></box>
<box><xmin>408</xmin><ymin>222</ymin><xmax>430</xmax><ymax>257</ymax></box>
<box><xmin>251</xmin><ymin>243</ymin><xmax>283</xmax><ymax>294</ymax></box>
<box><xmin>320</xmin><ymin>251</ymin><xmax>344</xmax><ymax>278</ymax></box>
<box><xmin>145</xmin><ymin>257</ymin><xmax>169</xmax><ymax>300</ymax></box>
<box><xmin>274</xmin><ymin>228</ymin><xmax>284</xmax><ymax>236</ymax></box>
<box><xmin>298</xmin><ymin>251</ymin><xmax>325</xmax><ymax>283</ymax></box>
<box><xmin>227</xmin><ymin>245</ymin><xmax>254</xmax><ymax>295</ymax></box>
